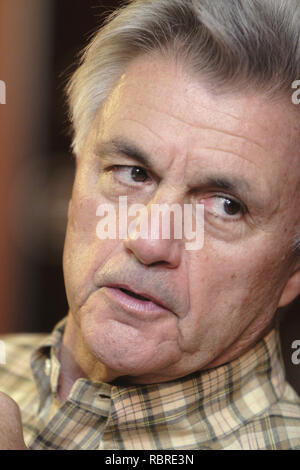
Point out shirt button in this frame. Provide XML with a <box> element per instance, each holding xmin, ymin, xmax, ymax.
<box><xmin>44</xmin><ymin>359</ymin><xmax>51</xmax><ymax>376</ymax></box>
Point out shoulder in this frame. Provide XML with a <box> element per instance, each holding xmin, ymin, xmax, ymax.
<box><xmin>227</xmin><ymin>382</ymin><xmax>300</xmax><ymax>450</ymax></box>
<box><xmin>0</xmin><ymin>333</ymin><xmax>48</xmax><ymax>391</ymax></box>
<box><xmin>0</xmin><ymin>332</ymin><xmax>48</xmax><ymax>361</ymax></box>
<box><xmin>262</xmin><ymin>382</ymin><xmax>300</xmax><ymax>449</ymax></box>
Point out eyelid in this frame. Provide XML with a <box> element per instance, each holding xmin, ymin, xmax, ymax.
<box><xmin>105</xmin><ymin>164</ymin><xmax>153</xmax><ymax>186</ymax></box>
<box><xmin>199</xmin><ymin>194</ymin><xmax>247</xmax><ymax>222</ymax></box>
<box><xmin>208</xmin><ymin>192</ymin><xmax>247</xmax><ymax>213</ymax></box>
<box><xmin>103</xmin><ymin>165</ymin><xmax>248</xmax><ymax>217</ymax></box>
<box><xmin>217</xmin><ymin>194</ymin><xmax>247</xmax><ymax>214</ymax></box>
<box><xmin>107</xmin><ymin>164</ymin><xmax>149</xmax><ymax>174</ymax></box>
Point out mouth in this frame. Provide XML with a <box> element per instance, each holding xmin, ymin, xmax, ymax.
<box><xmin>101</xmin><ymin>284</ymin><xmax>169</xmax><ymax>315</ymax></box>
<box><xmin>118</xmin><ymin>287</ymin><xmax>153</xmax><ymax>302</ymax></box>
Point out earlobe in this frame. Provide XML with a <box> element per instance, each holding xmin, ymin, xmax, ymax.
<box><xmin>278</xmin><ymin>268</ymin><xmax>300</xmax><ymax>307</ymax></box>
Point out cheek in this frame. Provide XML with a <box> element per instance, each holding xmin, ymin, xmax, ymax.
<box><xmin>68</xmin><ymin>193</ymin><xmax>100</xmax><ymax>241</ymax></box>
<box><xmin>63</xmin><ymin>193</ymin><xmax>119</xmax><ymax>311</ymax></box>
<box><xmin>63</xmin><ymin>233</ymin><xmax>121</xmax><ymax>318</ymax></box>
<box><xmin>186</xmin><ymin>247</ymin><xmax>285</xmax><ymax>324</ymax></box>
<box><xmin>178</xmin><ymin>251</ymin><xmax>283</xmax><ymax>356</ymax></box>
<box><xmin>63</xmin><ymin>194</ymin><xmax>99</xmax><ymax>290</ymax></box>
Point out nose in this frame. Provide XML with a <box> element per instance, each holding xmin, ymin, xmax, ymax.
<box><xmin>123</xmin><ymin>203</ymin><xmax>183</xmax><ymax>268</ymax></box>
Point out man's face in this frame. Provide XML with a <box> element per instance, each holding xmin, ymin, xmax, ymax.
<box><xmin>63</xmin><ymin>54</ymin><xmax>300</xmax><ymax>384</ymax></box>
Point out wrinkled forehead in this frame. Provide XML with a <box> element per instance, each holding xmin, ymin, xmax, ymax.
<box><xmin>95</xmin><ymin>54</ymin><xmax>300</xmax><ymax>185</ymax></box>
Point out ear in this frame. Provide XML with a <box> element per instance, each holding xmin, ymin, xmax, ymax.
<box><xmin>278</xmin><ymin>267</ymin><xmax>300</xmax><ymax>308</ymax></box>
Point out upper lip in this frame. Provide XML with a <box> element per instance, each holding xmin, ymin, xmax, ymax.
<box><xmin>103</xmin><ymin>283</ymin><xmax>169</xmax><ymax>310</ymax></box>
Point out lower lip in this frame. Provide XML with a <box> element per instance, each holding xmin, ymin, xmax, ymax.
<box><xmin>101</xmin><ymin>286</ymin><xmax>168</xmax><ymax>315</ymax></box>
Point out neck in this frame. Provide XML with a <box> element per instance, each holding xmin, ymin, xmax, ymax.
<box><xmin>57</xmin><ymin>313</ymin><xmax>117</xmax><ymax>401</ymax></box>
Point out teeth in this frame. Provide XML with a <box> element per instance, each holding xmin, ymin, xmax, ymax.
<box><xmin>120</xmin><ymin>288</ymin><xmax>150</xmax><ymax>301</ymax></box>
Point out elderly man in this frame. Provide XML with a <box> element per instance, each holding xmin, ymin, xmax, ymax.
<box><xmin>0</xmin><ymin>0</ymin><xmax>300</xmax><ymax>450</ymax></box>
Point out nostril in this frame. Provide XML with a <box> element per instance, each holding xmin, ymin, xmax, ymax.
<box><xmin>124</xmin><ymin>232</ymin><xmax>181</xmax><ymax>268</ymax></box>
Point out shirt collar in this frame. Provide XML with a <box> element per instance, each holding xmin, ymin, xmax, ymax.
<box><xmin>30</xmin><ymin>318</ymin><xmax>286</xmax><ymax>440</ymax></box>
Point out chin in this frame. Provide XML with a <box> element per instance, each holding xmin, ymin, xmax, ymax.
<box><xmin>81</xmin><ymin>323</ymin><xmax>179</xmax><ymax>382</ymax></box>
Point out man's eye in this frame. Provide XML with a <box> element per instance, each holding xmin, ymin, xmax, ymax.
<box><xmin>130</xmin><ymin>167</ymin><xmax>149</xmax><ymax>182</ymax></box>
<box><xmin>203</xmin><ymin>196</ymin><xmax>245</xmax><ymax>220</ymax></box>
<box><xmin>109</xmin><ymin>166</ymin><xmax>150</xmax><ymax>185</ymax></box>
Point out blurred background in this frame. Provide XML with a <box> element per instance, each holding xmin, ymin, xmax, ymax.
<box><xmin>0</xmin><ymin>0</ymin><xmax>299</xmax><ymax>394</ymax></box>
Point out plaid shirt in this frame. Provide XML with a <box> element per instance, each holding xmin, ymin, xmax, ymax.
<box><xmin>0</xmin><ymin>319</ymin><xmax>299</xmax><ymax>450</ymax></box>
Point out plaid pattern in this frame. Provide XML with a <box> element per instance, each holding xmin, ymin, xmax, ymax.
<box><xmin>0</xmin><ymin>319</ymin><xmax>299</xmax><ymax>450</ymax></box>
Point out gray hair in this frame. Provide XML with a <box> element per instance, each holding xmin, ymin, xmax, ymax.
<box><xmin>66</xmin><ymin>0</ymin><xmax>300</xmax><ymax>246</ymax></box>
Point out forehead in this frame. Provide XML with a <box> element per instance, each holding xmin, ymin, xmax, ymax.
<box><xmin>94</xmin><ymin>54</ymin><xmax>300</xmax><ymax>192</ymax></box>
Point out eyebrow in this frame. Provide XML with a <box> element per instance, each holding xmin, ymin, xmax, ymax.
<box><xmin>95</xmin><ymin>138</ymin><xmax>151</xmax><ymax>168</ymax></box>
<box><xmin>199</xmin><ymin>175</ymin><xmax>251</xmax><ymax>194</ymax></box>
<box><xmin>96</xmin><ymin>137</ymin><xmax>254</xmax><ymax>199</ymax></box>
